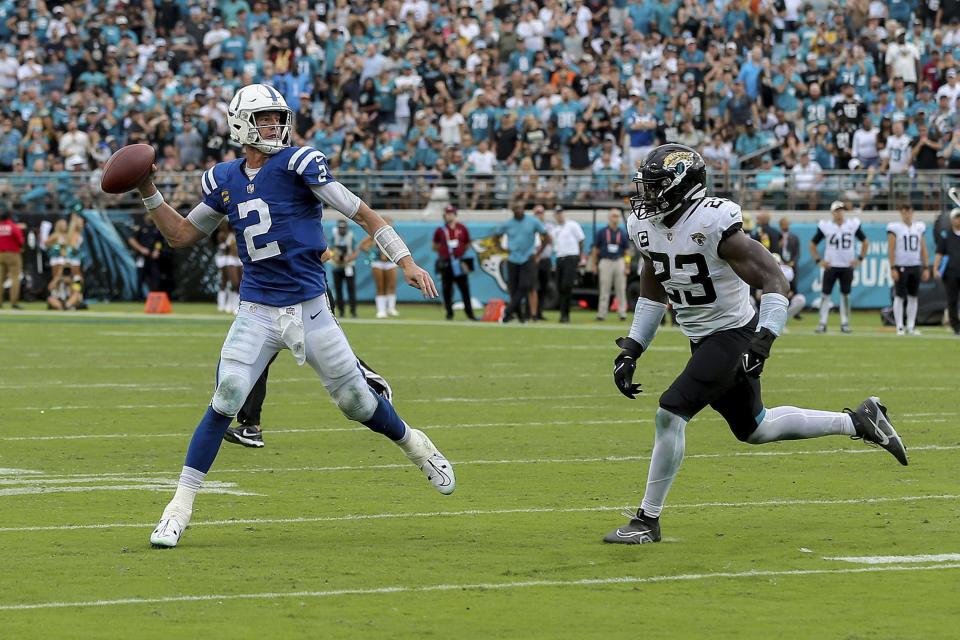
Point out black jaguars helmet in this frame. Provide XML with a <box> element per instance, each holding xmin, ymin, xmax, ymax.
<box><xmin>630</xmin><ymin>144</ymin><xmax>707</xmax><ymax>222</ymax></box>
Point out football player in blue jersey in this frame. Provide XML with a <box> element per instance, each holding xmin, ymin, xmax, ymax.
<box><xmin>136</xmin><ymin>84</ymin><xmax>455</xmax><ymax>548</ymax></box>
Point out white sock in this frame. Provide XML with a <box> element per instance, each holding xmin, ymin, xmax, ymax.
<box><xmin>747</xmin><ymin>406</ymin><xmax>855</xmax><ymax>444</ymax></box>
<box><xmin>639</xmin><ymin>408</ymin><xmax>686</xmax><ymax>518</ymax></box>
<box><xmin>906</xmin><ymin>295</ymin><xmax>919</xmax><ymax>331</ymax></box>
<box><xmin>217</xmin><ymin>289</ymin><xmax>226</xmax><ymax>312</ymax></box>
<box><xmin>375</xmin><ymin>295</ymin><xmax>386</xmax><ymax>315</ymax></box>
<box><xmin>840</xmin><ymin>295</ymin><xmax>850</xmax><ymax>325</ymax></box>
<box><xmin>163</xmin><ymin>465</ymin><xmax>205</xmax><ymax>517</ymax></box>
<box><xmin>387</xmin><ymin>294</ymin><xmax>397</xmax><ymax>312</ymax></box>
<box><xmin>787</xmin><ymin>294</ymin><xmax>805</xmax><ymax>318</ymax></box>
<box><xmin>819</xmin><ymin>298</ymin><xmax>832</xmax><ymax>326</ymax></box>
<box><xmin>892</xmin><ymin>295</ymin><xmax>904</xmax><ymax>330</ymax></box>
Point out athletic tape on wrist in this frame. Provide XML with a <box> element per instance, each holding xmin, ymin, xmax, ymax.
<box><xmin>628</xmin><ymin>297</ymin><xmax>667</xmax><ymax>350</ymax></box>
<box><xmin>373</xmin><ymin>225</ymin><xmax>411</xmax><ymax>264</ymax></box>
<box><xmin>758</xmin><ymin>292</ymin><xmax>789</xmax><ymax>336</ymax></box>
<box><xmin>142</xmin><ymin>191</ymin><xmax>165</xmax><ymax>210</ymax></box>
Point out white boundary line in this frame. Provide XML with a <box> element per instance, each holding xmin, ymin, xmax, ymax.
<box><xmin>1</xmin><ymin>563</ymin><xmax>958</xmax><ymax>611</ymax></box>
<box><xmin>1</xmin><ymin>444</ymin><xmax>953</xmax><ymax>479</ymax></box>
<box><xmin>0</xmin><ymin>494</ymin><xmax>955</xmax><ymax>534</ymax></box>
<box><xmin>825</xmin><ymin>553</ymin><xmax>960</xmax><ymax>564</ymax></box>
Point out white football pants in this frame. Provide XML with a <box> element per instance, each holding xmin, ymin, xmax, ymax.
<box><xmin>211</xmin><ymin>294</ymin><xmax>378</xmax><ymax>422</ymax></box>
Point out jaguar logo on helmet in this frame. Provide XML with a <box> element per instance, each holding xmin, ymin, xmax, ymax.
<box><xmin>630</xmin><ymin>144</ymin><xmax>707</xmax><ymax>223</ymax></box>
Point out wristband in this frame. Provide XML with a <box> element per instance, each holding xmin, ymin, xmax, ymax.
<box><xmin>815</xmin><ymin>258</ymin><xmax>821</xmax><ymax>264</ymax></box>
<box><xmin>373</xmin><ymin>225</ymin><xmax>412</xmax><ymax>264</ymax></box>
<box><xmin>628</xmin><ymin>297</ymin><xmax>667</xmax><ymax>350</ymax></box>
<box><xmin>142</xmin><ymin>191</ymin><xmax>165</xmax><ymax>210</ymax></box>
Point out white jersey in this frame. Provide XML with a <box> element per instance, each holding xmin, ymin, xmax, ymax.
<box><xmin>816</xmin><ymin>218</ymin><xmax>863</xmax><ymax>268</ymax></box>
<box><xmin>883</xmin><ymin>134</ymin><xmax>912</xmax><ymax>174</ymax></box>
<box><xmin>628</xmin><ymin>197</ymin><xmax>755</xmax><ymax>342</ymax></box>
<box><xmin>886</xmin><ymin>220</ymin><xmax>926</xmax><ymax>267</ymax></box>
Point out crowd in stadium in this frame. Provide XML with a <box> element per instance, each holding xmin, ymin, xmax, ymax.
<box><xmin>0</xmin><ymin>0</ymin><xmax>959</xmax><ymax>199</ymax></box>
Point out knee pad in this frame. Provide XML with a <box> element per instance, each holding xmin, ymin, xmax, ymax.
<box><xmin>211</xmin><ymin>372</ymin><xmax>249</xmax><ymax>417</ymax></box>
<box><xmin>331</xmin><ymin>378</ymin><xmax>378</xmax><ymax>422</ymax></box>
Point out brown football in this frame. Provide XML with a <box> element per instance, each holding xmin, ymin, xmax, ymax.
<box><xmin>100</xmin><ymin>144</ymin><xmax>156</xmax><ymax>194</ymax></box>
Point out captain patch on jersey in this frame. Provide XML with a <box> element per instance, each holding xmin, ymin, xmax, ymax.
<box><xmin>628</xmin><ymin>196</ymin><xmax>754</xmax><ymax>341</ymax></box>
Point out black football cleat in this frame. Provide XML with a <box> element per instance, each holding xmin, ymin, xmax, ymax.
<box><xmin>845</xmin><ymin>396</ymin><xmax>908</xmax><ymax>466</ymax></box>
<box><xmin>223</xmin><ymin>425</ymin><xmax>265</xmax><ymax>448</ymax></box>
<box><xmin>603</xmin><ymin>509</ymin><xmax>661</xmax><ymax>544</ymax></box>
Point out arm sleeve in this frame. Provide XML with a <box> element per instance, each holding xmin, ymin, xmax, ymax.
<box><xmin>855</xmin><ymin>225</ymin><xmax>867</xmax><ymax>241</ymax></box>
<box><xmin>309</xmin><ymin>182</ymin><xmax>362</xmax><ymax>218</ymax></box>
<box><xmin>186</xmin><ymin>202</ymin><xmax>226</xmax><ymax>236</ymax></box>
<box><xmin>811</xmin><ymin>229</ymin><xmax>825</xmax><ymax>244</ymax></box>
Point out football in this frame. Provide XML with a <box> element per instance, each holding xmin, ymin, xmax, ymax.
<box><xmin>100</xmin><ymin>144</ymin><xmax>156</xmax><ymax>194</ymax></box>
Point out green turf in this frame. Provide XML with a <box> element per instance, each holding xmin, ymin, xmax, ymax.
<box><xmin>1</xmin><ymin>303</ymin><xmax>958</xmax><ymax>639</ymax></box>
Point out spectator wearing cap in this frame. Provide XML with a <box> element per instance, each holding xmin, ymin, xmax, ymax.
<box><xmin>752</xmin><ymin>154</ymin><xmax>786</xmax><ymax>206</ymax></box>
<box><xmin>937</xmin><ymin>69</ymin><xmax>960</xmax><ymax>109</ymax></box>
<box><xmin>887</xmin><ymin>28</ymin><xmax>921</xmax><ymax>90</ymax></box>
<box><xmin>734</xmin><ymin>120</ymin><xmax>764</xmax><ymax>167</ymax></box>
<box><xmin>589</xmin><ymin>209</ymin><xmax>629</xmax><ymax>322</ymax></box>
<box><xmin>727</xmin><ymin>79</ymin><xmax>756</xmax><ymax>129</ymax></box>
<box><xmin>432</xmin><ymin>205</ymin><xmax>476</xmax><ymax>321</ymax></box>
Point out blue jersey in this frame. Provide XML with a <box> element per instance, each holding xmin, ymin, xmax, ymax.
<box><xmin>200</xmin><ymin>146</ymin><xmax>333</xmax><ymax>306</ymax></box>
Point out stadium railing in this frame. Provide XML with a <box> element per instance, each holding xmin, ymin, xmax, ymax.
<box><xmin>1</xmin><ymin>169</ymin><xmax>958</xmax><ymax>216</ymax></box>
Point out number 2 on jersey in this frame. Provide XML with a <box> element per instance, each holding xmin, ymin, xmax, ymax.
<box><xmin>237</xmin><ymin>198</ymin><xmax>281</xmax><ymax>262</ymax></box>
<box><xmin>649</xmin><ymin>251</ymin><xmax>717</xmax><ymax>305</ymax></box>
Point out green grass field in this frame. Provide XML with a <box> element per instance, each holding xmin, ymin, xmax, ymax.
<box><xmin>1</xmin><ymin>303</ymin><xmax>958</xmax><ymax>639</ymax></box>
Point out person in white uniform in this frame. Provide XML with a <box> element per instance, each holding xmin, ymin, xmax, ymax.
<box><xmin>808</xmin><ymin>200</ymin><xmax>869</xmax><ymax>333</ymax></box>
<box><xmin>887</xmin><ymin>204</ymin><xmax>930</xmax><ymax>335</ymax></box>
<box><xmin>603</xmin><ymin>144</ymin><xmax>908</xmax><ymax>546</ymax></box>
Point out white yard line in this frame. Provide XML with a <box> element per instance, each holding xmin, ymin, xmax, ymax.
<box><xmin>0</xmin><ymin>563</ymin><xmax>958</xmax><ymax>611</ymax></box>
<box><xmin>0</xmin><ymin>494</ymin><xmax>954</xmax><ymax>534</ymax></box>
<box><xmin>0</xmin><ymin>484</ymin><xmax>261</xmax><ymax>497</ymax></box>
<box><xmin>824</xmin><ymin>553</ymin><xmax>960</xmax><ymax>565</ymax></box>
<box><xmin>3</xmin><ymin>443</ymin><xmax>952</xmax><ymax>480</ymax></box>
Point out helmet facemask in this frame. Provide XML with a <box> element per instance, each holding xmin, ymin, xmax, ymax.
<box><xmin>240</xmin><ymin>107</ymin><xmax>294</xmax><ymax>155</ymax></box>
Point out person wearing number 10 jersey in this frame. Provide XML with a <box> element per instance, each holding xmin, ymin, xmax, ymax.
<box><xmin>603</xmin><ymin>144</ymin><xmax>908</xmax><ymax>545</ymax></box>
<box><xmin>135</xmin><ymin>83</ymin><xmax>456</xmax><ymax>549</ymax></box>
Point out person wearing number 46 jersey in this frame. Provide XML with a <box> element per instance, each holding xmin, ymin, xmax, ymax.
<box><xmin>604</xmin><ymin>144</ymin><xmax>907</xmax><ymax>546</ymax></box>
<box><xmin>808</xmin><ymin>200</ymin><xmax>869</xmax><ymax>334</ymax></box>
<box><xmin>135</xmin><ymin>84</ymin><xmax>455</xmax><ymax>549</ymax></box>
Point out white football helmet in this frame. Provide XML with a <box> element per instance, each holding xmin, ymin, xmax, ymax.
<box><xmin>227</xmin><ymin>83</ymin><xmax>294</xmax><ymax>154</ymax></box>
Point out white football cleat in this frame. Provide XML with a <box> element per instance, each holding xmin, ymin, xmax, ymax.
<box><xmin>150</xmin><ymin>508</ymin><xmax>191</xmax><ymax>548</ymax></box>
<box><xmin>403</xmin><ymin>428</ymin><xmax>455</xmax><ymax>495</ymax></box>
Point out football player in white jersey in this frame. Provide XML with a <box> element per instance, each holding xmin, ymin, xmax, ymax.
<box><xmin>808</xmin><ymin>200</ymin><xmax>869</xmax><ymax>333</ymax></box>
<box><xmin>887</xmin><ymin>205</ymin><xmax>930</xmax><ymax>335</ymax></box>
<box><xmin>604</xmin><ymin>144</ymin><xmax>908</xmax><ymax>545</ymax></box>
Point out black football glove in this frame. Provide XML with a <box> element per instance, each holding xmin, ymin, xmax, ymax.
<box><xmin>740</xmin><ymin>328</ymin><xmax>777</xmax><ymax>378</ymax></box>
<box><xmin>613</xmin><ymin>336</ymin><xmax>644</xmax><ymax>399</ymax></box>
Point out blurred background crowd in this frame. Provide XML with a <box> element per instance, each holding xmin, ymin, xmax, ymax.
<box><xmin>2</xmin><ymin>0</ymin><xmax>960</xmax><ymax>215</ymax></box>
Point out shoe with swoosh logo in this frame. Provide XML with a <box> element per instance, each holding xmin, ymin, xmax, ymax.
<box><xmin>150</xmin><ymin>507</ymin><xmax>191</xmax><ymax>548</ymax></box>
<box><xmin>603</xmin><ymin>509</ymin><xmax>661</xmax><ymax>544</ymax></box>
<box><xmin>845</xmin><ymin>396</ymin><xmax>908</xmax><ymax>466</ymax></box>
<box><xmin>402</xmin><ymin>429</ymin><xmax>455</xmax><ymax>495</ymax></box>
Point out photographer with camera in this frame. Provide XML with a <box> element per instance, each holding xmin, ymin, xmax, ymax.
<box><xmin>432</xmin><ymin>205</ymin><xmax>477</xmax><ymax>321</ymax></box>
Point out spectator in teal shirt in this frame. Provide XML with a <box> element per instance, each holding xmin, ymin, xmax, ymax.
<box><xmin>220</xmin><ymin>22</ymin><xmax>247</xmax><ymax>74</ymax></box>
<box><xmin>550</xmin><ymin>87</ymin><xmax>584</xmax><ymax>145</ymax></box>
<box><xmin>467</xmin><ymin>94</ymin><xmax>497</xmax><ymax>142</ymax></box>
<box><xmin>734</xmin><ymin>121</ymin><xmax>764</xmax><ymax>165</ymax></box>
<box><xmin>492</xmin><ymin>202</ymin><xmax>550</xmax><ymax>323</ymax></box>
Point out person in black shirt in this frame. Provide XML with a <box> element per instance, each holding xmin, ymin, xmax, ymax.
<box><xmin>934</xmin><ymin>208</ymin><xmax>960</xmax><ymax>335</ymax></box>
<box><xmin>831</xmin><ymin>82</ymin><xmax>867</xmax><ymax>169</ymax></box>
<box><xmin>127</xmin><ymin>214</ymin><xmax>164</xmax><ymax>297</ymax></box>
<box><xmin>495</xmin><ymin>112</ymin><xmax>520</xmax><ymax>164</ymax></box>
<box><xmin>912</xmin><ymin>122</ymin><xmax>942</xmax><ymax>170</ymax></box>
